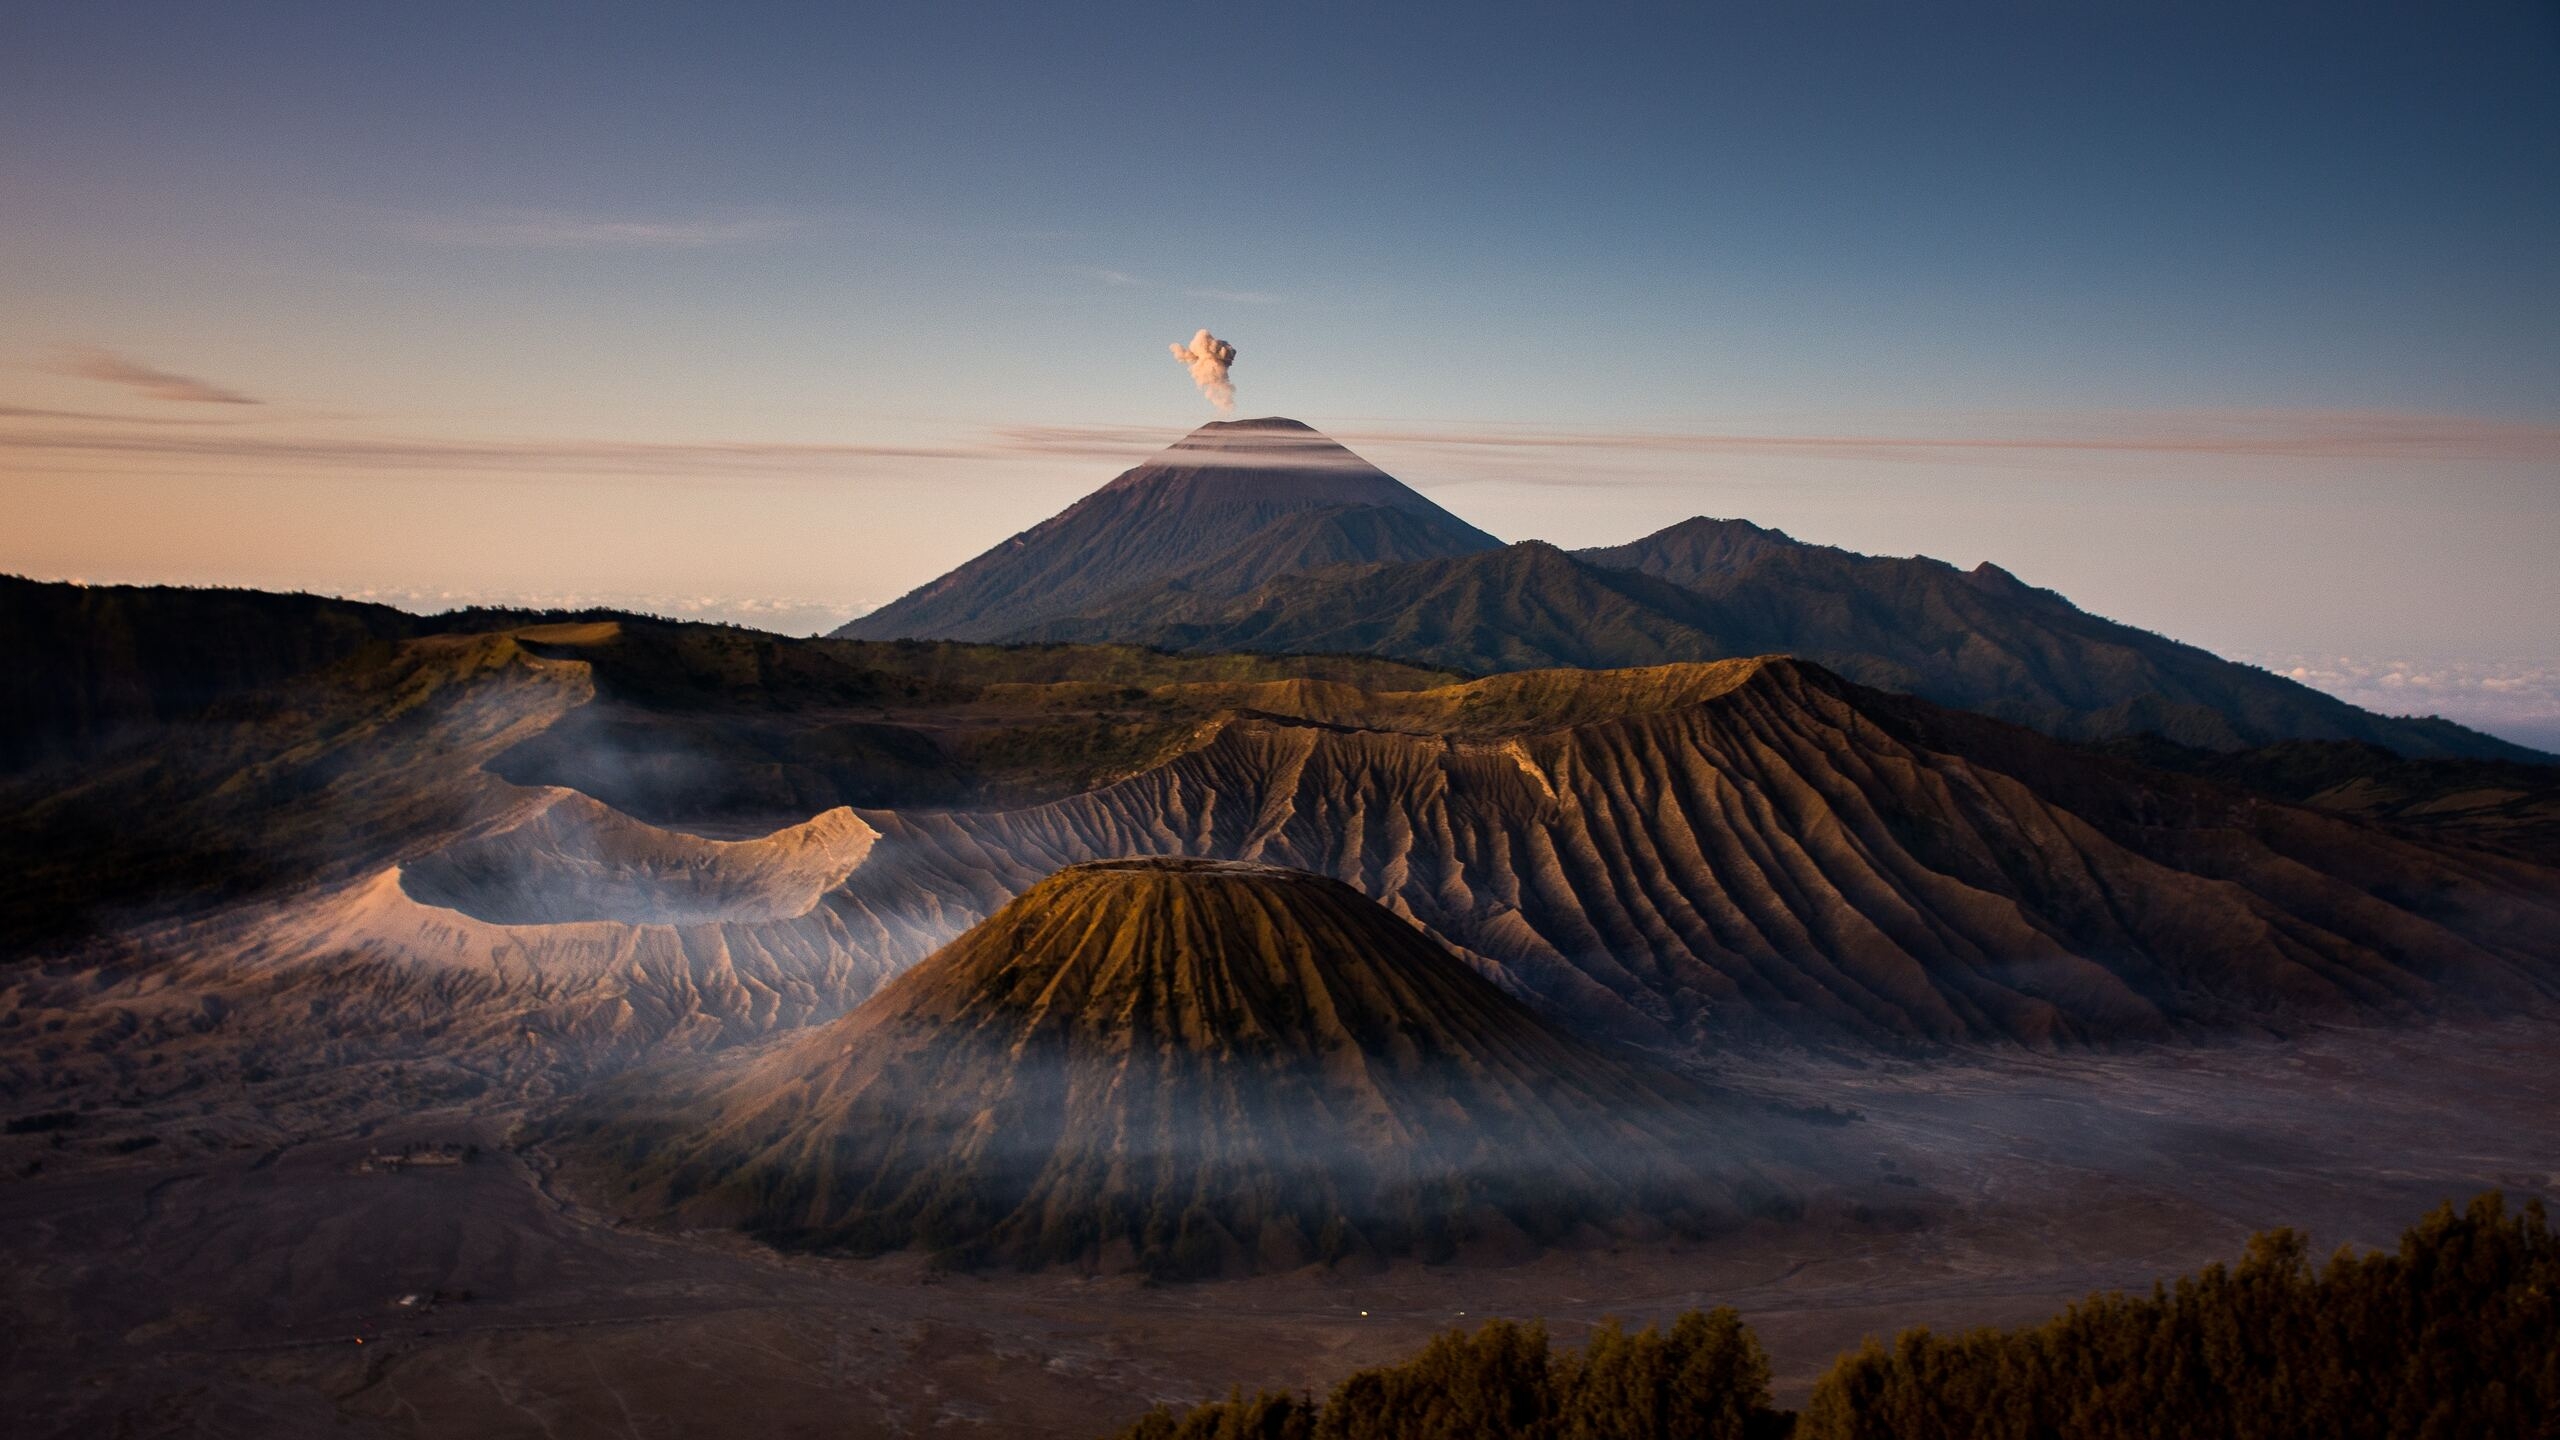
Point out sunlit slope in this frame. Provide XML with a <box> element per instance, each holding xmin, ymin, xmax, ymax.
<box><xmin>558</xmin><ymin>858</ymin><xmax>1779</xmax><ymax>1274</ymax></box>
<box><xmin>401</xmin><ymin>790</ymin><xmax>879</xmax><ymax>925</ymax></box>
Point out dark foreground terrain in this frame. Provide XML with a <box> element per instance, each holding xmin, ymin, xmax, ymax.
<box><xmin>5</xmin><ymin>1017</ymin><xmax>2554</xmax><ymax>1439</ymax></box>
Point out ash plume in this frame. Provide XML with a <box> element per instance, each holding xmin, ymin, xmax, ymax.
<box><xmin>1169</xmin><ymin>328</ymin><xmax>1238</xmax><ymax>412</ymax></box>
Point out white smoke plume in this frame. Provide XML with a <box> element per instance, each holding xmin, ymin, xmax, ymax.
<box><xmin>1169</xmin><ymin>328</ymin><xmax>1238</xmax><ymax>412</ymax></box>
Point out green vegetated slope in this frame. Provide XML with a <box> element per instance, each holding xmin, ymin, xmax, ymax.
<box><xmin>1102</xmin><ymin>1192</ymin><xmax>2558</xmax><ymax>1440</ymax></box>
<box><xmin>488</xmin><ymin>617</ymin><xmax>1462</xmax><ymax>822</ymax></box>
<box><xmin>554</xmin><ymin>858</ymin><xmax>1790</xmax><ymax>1276</ymax></box>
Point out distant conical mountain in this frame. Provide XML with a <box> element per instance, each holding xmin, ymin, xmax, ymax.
<box><xmin>557</xmin><ymin>857</ymin><xmax>1775</xmax><ymax>1275</ymax></box>
<box><xmin>835</xmin><ymin>417</ymin><xmax>1502</xmax><ymax>642</ymax></box>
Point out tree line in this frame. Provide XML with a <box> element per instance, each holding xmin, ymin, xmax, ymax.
<box><xmin>1102</xmin><ymin>1192</ymin><xmax>2557</xmax><ymax>1440</ymax></box>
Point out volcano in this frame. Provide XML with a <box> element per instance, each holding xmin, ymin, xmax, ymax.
<box><xmin>834</xmin><ymin>417</ymin><xmax>1502</xmax><ymax>642</ymax></box>
<box><xmin>831</xmin><ymin>420</ymin><xmax>2540</xmax><ymax>761</ymax></box>
<box><xmin>557</xmin><ymin>857</ymin><xmax>1777</xmax><ymax>1276</ymax></box>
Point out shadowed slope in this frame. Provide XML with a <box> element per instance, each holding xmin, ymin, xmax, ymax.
<box><xmin>1020</xmin><ymin>541</ymin><xmax>1724</xmax><ymax>671</ymax></box>
<box><xmin>2097</xmin><ymin>735</ymin><xmax>2560</xmax><ymax>868</ymax></box>
<box><xmin>978</xmin><ymin>488</ymin><xmax>2536</xmax><ymax>761</ymax></box>
<box><xmin>482</xmin><ymin>617</ymin><xmax>1456</xmax><ymax>825</ymax></box>
<box><xmin>1581</xmin><ymin>519</ymin><xmax>2543</xmax><ymax>759</ymax></box>
<box><xmin>1061</xmin><ymin>531</ymin><xmax>2544</xmax><ymax>761</ymax></box>
<box><xmin>0</xmin><ymin>574</ymin><xmax>429</xmax><ymax>773</ymax></box>
<box><xmin>559</xmin><ymin>858</ymin><xmax>1776</xmax><ymax>1274</ymax></box>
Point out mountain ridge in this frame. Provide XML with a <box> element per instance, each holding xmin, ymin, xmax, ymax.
<box><xmin>841</xmin><ymin>652</ymin><xmax>2560</xmax><ymax>1049</ymax></box>
<box><xmin>854</xmin><ymin>420</ymin><xmax>2537</xmax><ymax>762</ymax></box>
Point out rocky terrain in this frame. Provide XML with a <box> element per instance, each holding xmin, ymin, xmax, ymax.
<box><xmin>7</xmin><ymin>619</ymin><xmax>2557</xmax><ymax>1146</ymax></box>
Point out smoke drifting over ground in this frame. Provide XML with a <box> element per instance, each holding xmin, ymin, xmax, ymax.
<box><xmin>1170</xmin><ymin>329</ymin><xmax>1238</xmax><ymax>411</ymax></box>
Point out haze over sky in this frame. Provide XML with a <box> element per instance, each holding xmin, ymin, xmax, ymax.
<box><xmin>5</xmin><ymin>2</ymin><xmax>2556</xmax><ymax>744</ymax></box>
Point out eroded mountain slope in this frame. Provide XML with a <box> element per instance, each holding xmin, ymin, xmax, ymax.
<box><xmin>556</xmin><ymin>858</ymin><xmax>1786</xmax><ymax>1274</ymax></box>
<box><xmin>8</xmin><ymin>629</ymin><xmax>2557</xmax><ymax>1136</ymax></box>
<box><xmin>844</xmin><ymin>659</ymin><xmax>2560</xmax><ymax>1048</ymax></box>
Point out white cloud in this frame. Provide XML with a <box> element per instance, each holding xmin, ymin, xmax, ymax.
<box><xmin>2246</xmin><ymin>651</ymin><xmax>2560</xmax><ymax>747</ymax></box>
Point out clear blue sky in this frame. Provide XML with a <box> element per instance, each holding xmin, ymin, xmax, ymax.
<box><xmin>5</xmin><ymin>2</ymin><xmax>2557</xmax><ymax>739</ymax></box>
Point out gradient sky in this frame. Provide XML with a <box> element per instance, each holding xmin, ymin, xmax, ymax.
<box><xmin>5</xmin><ymin>2</ymin><xmax>2557</xmax><ymax>743</ymax></box>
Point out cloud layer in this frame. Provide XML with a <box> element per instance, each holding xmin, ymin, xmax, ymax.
<box><xmin>15</xmin><ymin>404</ymin><xmax>2553</xmax><ymax>485</ymax></box>
<box><xmin>987</xmin><ymin>410</ymin><xmax>2560</xmax><ymax>470</ymax></box>
<box><xmin>2247</xmin><ymin>652</ymin><xmax>2560</xmax><ymax>750</ymax></box>
<box><xmin>49</xmin><ymin>346</ymin><xmax>260</xmax><ymax>405</ymax></box>
<box><xmin>392</xmin><ymin>208</ymin><xmax>794</xmax><ymax>249</ymax></box>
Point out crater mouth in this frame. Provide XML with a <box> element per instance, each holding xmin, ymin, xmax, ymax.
<box><xmin>398</xmin><ymin>790</ymin><xmax>877</xmax><ymax>926</ymax></box>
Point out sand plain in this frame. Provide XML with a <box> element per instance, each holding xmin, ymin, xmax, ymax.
<box><xmin>4</xmin><ymin>1015</ymin><xmax>2554</xmax><ymax>1439</ymax></box>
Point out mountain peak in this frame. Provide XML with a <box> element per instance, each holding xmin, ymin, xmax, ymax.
<box><xmin>1574</xmin><ymin>516</ymin><xmax>1806</xmax><ymax>588</ymax></box>
<box><xmin>1193</xmin><ymin>415</ymin><xmax>1316</xmax><ymax>433</ymax></box>
<box><xmin>839</xmin><ymin>419</ymin><xmax>1499</xmax><ymax>642</ymax></box>
<box><xmin>1105</xmin><ymin>415</ymin><xmax>1415</xmax><ymax>497</ymax></box>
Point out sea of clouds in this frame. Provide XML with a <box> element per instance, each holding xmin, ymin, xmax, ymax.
<box><xmin>2242</xmin><ymin>653</ymin><xmax>2560</xmax><ymax>754</ymax></box>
